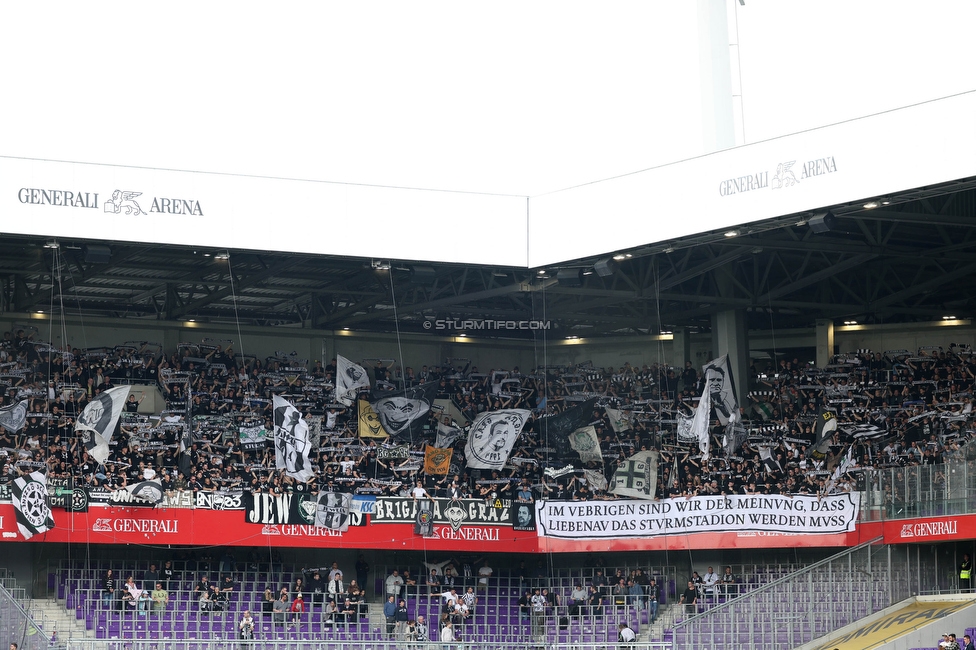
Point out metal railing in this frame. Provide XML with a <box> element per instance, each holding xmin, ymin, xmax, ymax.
<box><xmin>672</xmin><ymin>536</ymin><xmax>892</xmax><ymax>650</ymax></box>
<box><xmin>1</xmin><ymin>584</ymin><xmax>54</xmax><ymax>650</ymax></box>
<box><xmin>66</xmin><ymin>642</ymin><xmax>670</xmax><ymax>650</ymax></box>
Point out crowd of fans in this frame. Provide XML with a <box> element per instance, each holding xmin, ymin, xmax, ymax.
<box><xmin>1</xmin><ymin>325</ymin><xmax>975</xmax><ymax>503</ymax></box>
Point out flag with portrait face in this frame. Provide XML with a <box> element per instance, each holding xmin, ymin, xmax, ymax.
<box><xmin>273</xmin><ymin>395</ymin><xmax>313</xmax><ymax>482</ymax></box>
<box><xmin>336</xmin><ymin>355</ymin><xmax>371</xmax><ymax>407</ymax></box>
<box><xmin>464</xmin><ymin>409</ymin><xmax>531</xmax><ymax>470</ymax></box>
<box><xmin>701</xmin><ymin>355</ymin><xmax>738</xmax><ymax>426</ymax></box>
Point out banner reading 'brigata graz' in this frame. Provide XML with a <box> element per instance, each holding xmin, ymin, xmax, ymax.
<box><xmin>536</xmin><ymin>493</ymin><xmax>859</xmax><ymax>539</ymax></box>
<box><xmin>370</xmin><ymin>497</ymin><xmax>513</xmax><ymax>528</ymax></box>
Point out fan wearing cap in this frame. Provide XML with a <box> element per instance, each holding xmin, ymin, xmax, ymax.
<box><xmin>289</xmin><ymin>592</ymin><xmax>305</xmax><ymax>626</ymax></box>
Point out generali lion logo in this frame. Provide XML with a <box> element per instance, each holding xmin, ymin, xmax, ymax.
<box><xmin>261</xmin><ymin>525</ymin><xmax>280</xmax><ymax>535</ymax></box>
<box><xmin>900</xmin><ymin>524</ymin><xmax>914</xmax><ymax>538</ymax></box>
<box><xmin>104</xmin><ymin>190</ymin><xmax>147</xmax><ymax>215</ymax></box>
<box><xmin>92</xmin><ymin>518</ymin><xmax>112</xmax><ymax>532</ymax></box>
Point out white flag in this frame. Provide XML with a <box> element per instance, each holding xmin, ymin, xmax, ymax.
<box><xmin>603</xmin><ymin>406</ymin><xmax>632</xmax><ymax>433</ymax></box>
<box><xmin>273</xmin><ymin>395</ymin><xmax>313</xmax><ymax>482</ymax></box>
<box><xmin>0</xmin><ymin>400</ymin><xmax>27</xmax><ymax>433</ymax></box>
<box><xmin>690</xmin><ymin>388</ymin><xmax>712</xmax><ymax>461</ymax></box>
<box><xmin>75</xmin><ymin>386</ymin><xmax>130</xmax><ymax>465</ymax></box>
<box><xmin>12</xmin><ymin>471</ymin><xmax>54</xmax><ymax>539</ymax></box>
<box><xmin>435</xmin><ymin>420</ymin><xmax>463</xmax><ymax>449</ymax></box>
<box><xmin>609</xmin><ymin>450</ymin><xmax>659</xmax><ymax>500</ymax></box>
<box><xmin>583</xmin><ymin>469</ymin><xmax>608</xmax><ymax>492</ymax></box>
<box><xmin>464</xmin><ymin>409</ymin><xmax>530</xmax><ymax>470</ymax></box>
<box><xmin>568</xmin><ymin>425</ymin><xmax>603</xmax><ymax>464</ymax></box>
<box><xmin>315</xmin><ymin>492</ymin><xmax>352</xmax><ymax>531</ymax></box>
<box><xmin>336</xmin><ymin>355</ymin><xmax>370</xmax><ymax>407</ymax></box>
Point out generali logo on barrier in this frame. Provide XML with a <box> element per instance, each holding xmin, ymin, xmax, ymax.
<box><xmin>900</xmin><ymin>519</ymin><xmax>958</xmax><ymax>539</ymax></box>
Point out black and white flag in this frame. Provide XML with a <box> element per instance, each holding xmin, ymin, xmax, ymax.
<box><xmin>315</xmin><ymin>492</ymin><xmax>352</xmax><ymax>531</ymax></box>
<box><xmin>12</xmin><ymin>471</ymin><xmax>54</xmax><ymax>539</ymax></box>
<box><xmin>679</xmin><ymin>389</ymin><xmax>712</xmax><ymax>460</ymax></box>
<box><xmin>609</xmin><ymin>450</ymin><xmax>658</xmax><ymax>500</ymax></box>
<box><xmin>808</xmin><ymin>408</ymin><xmax>837</xmax><ymax>460</ymax></box>
<box><xmin>273</xmin><ymin>395</ymin><xmax>313</xmax><ymax>482</ymax></box>
<box><xmin>464</xmin><ymin>409</ymin><xmax>530</xmax><ymax>470</ymax></box>
<box><xmin>177</xmin><ymin>424</ymin><xmax>193</xmax><ymax>477</ymax></box>
<box><xmin>75</xmin><ymin>386</ymin><xmax>130</xmax><ymax>465</ymax></box>
<box><xmin>336</xmin><ymin>355</ymin><xmax>370</xmax><ymax>407</ymax></box>
<box><xmin>125</xmin><ymin>479</ymin><xmax>164</xmax><ymax>505</ymax></box>
<box><xmin>759</xmin><ymin>447</ymin><xmax>782</xmax><ymax>474</ymax></box>
<box><xmin>435</xmin><ymin>420</ymin><xmax>463</xmax><ymax>449</ymax></box>
<box><xmin>701</xmin><ymin>355</ymin><xmax>738</xmax><ymax>426</ymax></box>
<box><xmin>540</xmin><ymin>397</ymin><xmax>598</xmax><ymax>460</ymax></box>
<box><xmin>723</xmin><ymin>420</ymin><xmax>748</xmax><ymax>456</ymax></box>
<box><xmin>0</xmin><ymin>400</ymin><xmax>27</xmax><ymax>433</ymax></box>
<box><xmin>369</xmin><ymin>382</ymin><xmax>439</xmax><ymax>440</ymax></box>
<box><xmin>844</xmin><ymin>423</ymin><xmax>887</xmax><ymax>440</ymax></box>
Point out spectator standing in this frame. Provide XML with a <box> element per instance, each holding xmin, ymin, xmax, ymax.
<box><xmin>678</xmin><ymin>581</ymin><xmax>698</xmax><ymax>616</ymax></box>
<box><xmin>720</xmin><ymin>566</ymin><xmax>737</xmax><ymax>597</ymax></box>
<box><xmin>355</xmin><ymin>554</ymin><xmax>370</xmax><ymax>593</ymax></box>
<box><xmin>395</xmin><ymin>598</ymin><xmax>409</xmax><ymax>639</ymax></box>
<box><xmin>272</xmin><ymin>593</ymin><xmax>288</xmax><ymax>627</ymax></box>
<box><xmin>385</xmin><ymin>569</ymin><xmax>404</xmax><ymax>599</ymax></box>
<box><xmin>289</xmin><ymin>593</ymin><xmax>305</xmax><ymax>626</ymax></box>
<box><xmin>384</xmin><ymin>595</ymin><xmax>397</xmax><ymax>636</ymax></box>
<box><xmin>151</xmin><ymin>582</ymin><xmax>169</xmax><ymax>613</ymax></box>
<box><xmin>647</xmin><ymin>579</ymin><xmax>660</xmax><ymax>624</ymax></box>
<box><xmin>416</xmin><ymin>614</ymin><xmax>429</xmax><ymax>642</ymax></box>
<box><xmin>960</xmin><ymin>554</ymin><xmax>972</xmax><ymax>591</ymax></box>
<box><xmin>101</xmin><ymin>569</ymin><xmax>116</xmax><ymax>608</ymax></box>
<box><xmin>239</xmin><ymin>609</ymin><xmax>255</xmax><ymax>643</ymax></box>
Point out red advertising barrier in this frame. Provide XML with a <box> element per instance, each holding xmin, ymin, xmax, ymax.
<box><xmin>883</xmin><ymin>513</ymin><xmax>976</xmax><ymax>544</ymax></box>
<box><xmin>0</xmin><ymin>503</ymin><xmax>892</xmax><ymax>551</ymax></box>
<box><xmin>0</xmin><ymin>504</ymin><xmax>539</xmax><ymax>552</ymax></box>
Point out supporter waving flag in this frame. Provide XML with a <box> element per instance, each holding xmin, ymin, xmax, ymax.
<box><xmin>273</xmin><ymin>395</ymin><xmax>313</xmax><ymax>482</ymax></box>
<box><xmin>12</xmin><ymin>470</ymin><xmax>54</xmax><ymax>539</ymax></box>
<box><xmin>336</xmin><ymin>355</ymin><xmax>370</xmax><ymax>407</ymax></box>
<box><xmin>75</xmin><ymin>386</ymin><xmax>130</xmax><ymax>465</ymax></box>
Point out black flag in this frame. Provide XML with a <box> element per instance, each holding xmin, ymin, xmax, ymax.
<box><xmin>540</xmin><ymin>398</ymin><xmax>598</xmax><ymax>460</ymax></box>
<box><xmin>369</xmin><ymin>382</ymin><xmax>439</xmax><ymax>441</ymax></box>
